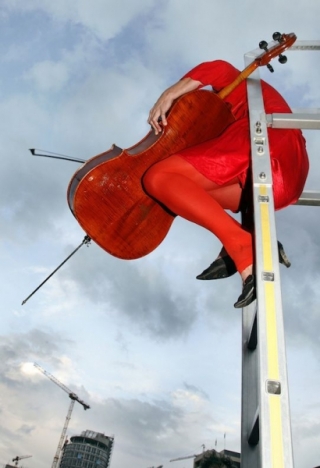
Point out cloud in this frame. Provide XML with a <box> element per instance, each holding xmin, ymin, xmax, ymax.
<box><xmin>2</xmin><ymin>0</ymin><xmax>158</xmax><ymax>41</ymax></box>
<box><xmin>55</xmin><ymin>243</ymin><xmax>200</xmax><ymax>339</ymax></box>
<box><xmin>24</xmin><ymin>60</ymin><xmax>70</xmax><ymax>92</ymax></box>
<box><xmin>0</xmin><ymin>330</ymin><xmax>61</xmax><ymax>374</ymax></box>
<box><xmin>18</xmin><ymin>424</ymin><xmax>37</xmax><ymax>434</ymax></box>
<box><xmin>292</xmin><ymin>414</ymin><xmax>320</xmax><ymax>467</ymax></box>
<box><xmin>143</xmin><ymin>0</ymin><xmax>320</xmax><ymax>72</ymax></box>
<box><xmin>0</xmin><ymin>92</ymin><xmax>68</xmax><ymax>242</ymax></box>
<box><xmin>183</xmin><ymin>382</ymin><xmax>210</xmax><ymax>401</ymax></box>
<box><xmin>275</xmin><ymin>206</ymin><xmax>320</xmax><ymax>353</ymax></box>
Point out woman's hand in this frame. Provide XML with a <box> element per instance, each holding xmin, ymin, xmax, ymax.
<box><xmin>148</xmin><ymin>91</ymin><xmax>173</xmax><ymax>135</ymax></box>
<box><xmin>147</xmin><ymin>77</ymin><xmax>203</xmax><ymax>135</ymax></box>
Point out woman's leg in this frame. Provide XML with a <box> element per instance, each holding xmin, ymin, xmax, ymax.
<box><xmin>143</xmin><ymin>155</ymin><xmax>253</xmax><ymax>277</ymax></box>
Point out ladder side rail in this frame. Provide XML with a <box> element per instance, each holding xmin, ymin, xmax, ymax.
<box><xmin>248</xmin><ymin>65</ymin><xmax>294</xmax><ymax>467</ymax></box>
<box><xmin>241</xmin><ymin>55</ymin><xmax>294</xmax><ymax>467</ymax></box>
<box><xmin>241</xmin><ymin>302</ymin><xmax>260</xmax><ymax>466</ymax></box>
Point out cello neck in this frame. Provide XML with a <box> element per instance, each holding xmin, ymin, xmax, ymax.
<box><xmin>217</xmin><ymin>62</ymin><xmax>258</xmax><ymax>100</ymax></box>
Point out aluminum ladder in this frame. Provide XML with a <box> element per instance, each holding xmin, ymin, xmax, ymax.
<box><xmin>241</xmin><ymin>39</ymin><xmax>320</xmax><ymax>468</ymax></box>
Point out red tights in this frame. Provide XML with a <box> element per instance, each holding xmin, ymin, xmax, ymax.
<box><xmin>142</xmin><ymin>155</ymin><xmax>253</xmax><ymax>273</ymax></box>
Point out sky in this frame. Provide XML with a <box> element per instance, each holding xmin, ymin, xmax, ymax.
<box><xmin>0</xmin><ymin>1</ymin><xmax>320</xmax><ymax>467</ymax></box>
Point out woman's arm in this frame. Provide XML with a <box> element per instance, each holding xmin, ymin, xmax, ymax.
<box><xmin>148</xmin><ymin>77</ymin><xmax>203</xmax><ymax>134</ymax></box>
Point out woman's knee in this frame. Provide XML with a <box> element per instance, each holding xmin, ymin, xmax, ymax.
<box><xmin>142</xmin><ymin>164</ymin><xmax>166</xmax><ymax>196</ymax></box>
<box><xmin>143</xmin><ymin>155</ymin><xmax>195</xmax><ymax>196</ymax></box>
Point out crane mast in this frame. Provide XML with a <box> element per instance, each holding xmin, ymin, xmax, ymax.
<box><xmin>34</xmin><ymin>363</ymin><xmax>90</xmax><ymax>468</ymax></box>
<box><xmin>51</xmin><ymin>399</ymin><xmax>75</xmax><ymax>468</ymax></box>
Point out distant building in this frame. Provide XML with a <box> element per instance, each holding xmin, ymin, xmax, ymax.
<box><xmin>194</xmin><ymin>449</ymin><xmax>241</xmax><ymax>468</ymax></box>
<box><xmin>59</xmin><ymin>430</ymin><xmax>114</xmax><ymax>468</ymax></box>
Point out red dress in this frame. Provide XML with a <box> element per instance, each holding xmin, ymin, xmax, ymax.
<box><xmin>177</xmin><ymin>60</ymin><xmax>309</xmax><ymax>210</ymax></box>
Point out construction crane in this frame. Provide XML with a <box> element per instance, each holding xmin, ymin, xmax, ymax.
<box><xmin>170</xmin><ymin>454</ymin><xmax>197</xmax><ymax>462</ymax></box>
<box><xmin>12</xmin><ymin>455</ymin><xmax>32</xmax><ymax>467</ymax></box>
<box><xmin>34</xmin><ymin>363</ymin><xmax>90</xmax><ymax>468</ymax></box>
<box><xmin>170</xmin><ymin>443</ymin><xmax>206</xmax><ymax>462</ymax></box>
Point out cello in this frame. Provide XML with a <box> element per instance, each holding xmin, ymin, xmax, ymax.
<box><xmin>67</xmin><ymin>33</ymin><xmax>296</xmax><ymax>260</ymax></box>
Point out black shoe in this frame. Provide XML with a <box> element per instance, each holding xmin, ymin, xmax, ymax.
<box><xmin>234</xmin><ymin>275</ymin><xmax>256</xmax><ymax>309</ymax></box>
<box><xmin>196</xmin><ymin>255</ymin><xmax>237</xmax><ymax>280</ymax></box>
<box><xmin>277</xmin><ymin>241</ymin><xmax>291</xmax><ymax>268</ymax></box>
<box><xmin>196</xmin><ymin>240</ymin><xmax>290</xmax><ymax>281</ymax></box>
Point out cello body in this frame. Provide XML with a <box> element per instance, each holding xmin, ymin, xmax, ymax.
<box><xmin>67</xmin><ymin>90</ymin><xmax>235</xmax><ymax>259</ymax></box>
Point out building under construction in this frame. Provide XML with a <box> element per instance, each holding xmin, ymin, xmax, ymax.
<box><xmin>59</xmin><ymin>430</ymin><xmax>114</xmax><ymax>468</ymax></box>
<box><xmin>193</xmin><ymin>449</ymin><xmax>240</xmax><ymax>468</ymax></box>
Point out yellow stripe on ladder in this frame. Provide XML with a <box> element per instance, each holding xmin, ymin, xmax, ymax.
<box><xmin>259</xmin><ymin>185</ymin><xmax>284</xmax><ymax>467</ymax></box>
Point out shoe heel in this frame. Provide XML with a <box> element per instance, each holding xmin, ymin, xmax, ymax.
<box><xmin>278</xmin><ymin>241</ymin><xmax>291</xmax><ymax>268</ymax></box>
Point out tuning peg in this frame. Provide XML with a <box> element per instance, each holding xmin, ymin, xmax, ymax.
<box><xmin>259</xmin><ymin>40</ymin><xmax>274</xmax><ymax>72</ymax></box>
<box><xmin>259</xmin><ymin>40</ymin><xmax>268</xmax><ymax>51</ymax></box>
<box><xmin>272</xmin><ymin>32</ymin><xmax>282</xmax><ymax>42</ymax></box>
<box><xmin>278</xmin><ymin>54</ymin><xmax>287</xmax><ymax>64</ymax></box>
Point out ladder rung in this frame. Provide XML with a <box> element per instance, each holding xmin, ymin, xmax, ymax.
<box><xmin>247</xmin><ymin>310</ymin><xmax>257</xmax><ymax>350</ymax></box>
<box><xmin>265</xmin><ymin>112</ymin><xmax>320</xmax><ymax>129</ymax></box>
<box><xmin>290</xmin><ymin>40</ymin><xmax>320</xmax><ymax>50</ymax></box>
<box><xmin>296</xmin><ymin>190</ymin><xmax>320</xmax><ymax>206</ymax></box>
<box><xmin>248</xmin><ymin>411</ymin><xmax>259</xmax><ymax>446</ymax></box>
